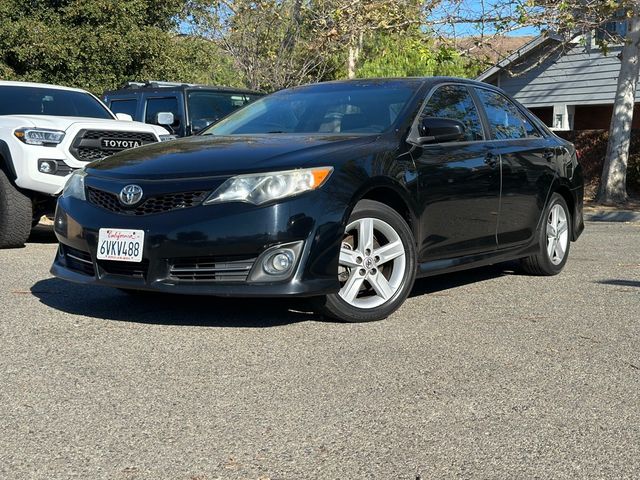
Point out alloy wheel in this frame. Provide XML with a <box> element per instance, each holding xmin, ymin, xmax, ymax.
<box><xmin>338</xmin><ymin>217</ymin><xmax>407</xmax><ymax>309</ymax></box>
<box><xmin>546</xmin><ymin>203</ymin><xmax>569</xmax><ymax>265</ymax></box>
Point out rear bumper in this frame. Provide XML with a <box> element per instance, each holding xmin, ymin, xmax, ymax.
<box><xmin>51</xmin><ymin>188</ymin><xmax>346</xmax><ymax>297</ymax></box>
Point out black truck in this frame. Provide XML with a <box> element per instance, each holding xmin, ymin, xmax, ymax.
<box><xmin>103</xmin><ymin>82</ymin><xmax>262</xmax><ymax>137</ymax></box>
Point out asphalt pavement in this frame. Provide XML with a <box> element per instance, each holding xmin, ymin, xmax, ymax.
<box><xmin>1</xmin><ymin>221</ymin><xmax>639</xmax><ymax>479</ymax></box>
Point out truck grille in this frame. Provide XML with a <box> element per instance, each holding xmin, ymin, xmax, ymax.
<box><xmin>169</xmin><ymin>256</ymin><xmax>256</xmax><ymax>283</ymax></box>
<box><xmin>87</xmin><ymin>187</ymin><xmax>207</xmax><ymax>215</ymax></box>
<box><xmin>70</xmin><ymin>129</ymin><xmax>157</xmax><ymax>161</ymax></box>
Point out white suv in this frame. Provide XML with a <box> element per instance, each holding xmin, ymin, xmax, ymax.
<box><xmin>0</xmin><ymin>80</ymin><xmax>172</xmax><ymax>248</ymax></box>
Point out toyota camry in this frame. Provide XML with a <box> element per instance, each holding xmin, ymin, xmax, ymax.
<box><xmin>51</xmin><ymin>78</ymin><xmax>584</xmax><ymax>322</ymax></box>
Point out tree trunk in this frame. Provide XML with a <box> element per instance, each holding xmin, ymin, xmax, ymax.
<box><xmin>346</xmin><ymin>32</ymin><xmax>364</xmax><ymax>79</ymax></box>
<box><xmin>597</xmin><ymin>10</ymin><xmax>640</xmax><ymax>204</ymax></box>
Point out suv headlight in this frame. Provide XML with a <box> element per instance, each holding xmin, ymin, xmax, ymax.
<box><xmin>62</xmin><ymin>169</ymin><xmax>87</xmax><ymax>200</ymax></box>
<box><xmin>204</xmin><ymin>167</ymin><xmax>333</xmax><ymax>205</ymax></box>
<box><xmin>159</xmin><ymin>134</ymin><xmax>177</xmax><ymax>142</ymax></box>
<box><xmin>14</xmin><ymin>128</ymin><xmax>65</xmax><ymax>146</ymax></box>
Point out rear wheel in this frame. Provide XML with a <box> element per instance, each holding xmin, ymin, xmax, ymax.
<box><xmin>314</xmin><ymin>199</ymin><xmax>417</xmax><ymax>322</ymax></box>
<box><xmin>0</xmin><ymin>169</ymin><xmax>32</xmax><ymax>249</ymax></box>
<box><xmin>521</xmin><ymin>193</ymin><xmax>571</xmax><ymax>276</ymax></box>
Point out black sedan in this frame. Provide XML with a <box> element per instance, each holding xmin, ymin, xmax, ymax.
<box><xmin>52</xmin><ymin>78</ymin><xmax>584</xmax><ymax>322</ymax></box>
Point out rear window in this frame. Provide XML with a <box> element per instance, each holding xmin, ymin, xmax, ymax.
<box><xmin>109</xmin><ymin>99</ymin><xmax>137</xmax><ymax>118</ymax></box>
<box><xmin>0</xmin><ymin>86</ymin><xmax>113</xmax><ymax>119</ymax></box>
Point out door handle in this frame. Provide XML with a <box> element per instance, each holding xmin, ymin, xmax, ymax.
<box><xmin>484</xmin><ymin>152</ymin><xmax>499</xmax><ymax>168</ymax></box>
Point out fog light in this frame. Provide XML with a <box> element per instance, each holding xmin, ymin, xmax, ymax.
<box><xmin>264</xmin><ymin>250</ymin><xmax>294</xmax><ymax>275</ymax></box>
<box><xmin>38</xmin><ymin>160</ymin><xmax>58</xmax><ymax>174</ymax></box>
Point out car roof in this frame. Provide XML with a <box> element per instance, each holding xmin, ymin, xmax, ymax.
<box><xmin>0</xmin><ymin>80</ymin><xmax>89</xmax><ymax>94</ymax></box>
<box><xmin>307</xmin><ymin>76</ymin><xmax>495</xmax><ymax>89</ymax></box>
<box><xmin>104</xmin><ymin>82</ymin><xmax>261</xmax><ymax>96</ymax></box>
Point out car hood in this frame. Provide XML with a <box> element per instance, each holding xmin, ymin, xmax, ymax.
<box><xmin>1</xmin><ymin>114</ymin><xmax>167</xmax><ymax>135</ymax></box>
<box><xmin>86</xmin><ymin>134</ymin><xmax>379</xmax><ymax>180</ymax></box>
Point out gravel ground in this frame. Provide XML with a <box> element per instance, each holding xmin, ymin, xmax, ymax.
<box><xmin>1</xmin><ymin>222</ymin><xmax>639</xmax><ymax>480</ymax></box>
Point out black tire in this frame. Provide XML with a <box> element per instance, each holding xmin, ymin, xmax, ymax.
<box><xmin>313</xmin><ymin>199</ymin><xmax>417</xmax><ymax>322</ymax></box>
<box><xmin>0</xmin><ymin>168</ymin><xmax>33</xmax><ymax>249</ymax></box>
<box><xmin>521</xmin><ymin>192</ymin><xmax>571</xmax><ymax>276</ymax></box>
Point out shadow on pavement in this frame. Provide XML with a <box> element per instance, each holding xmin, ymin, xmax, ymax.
<box><xmin>409</xmin><ymin>261</ymin><xmax>520</xmax><ymax>298</ymax></box>
<box><xmin>596</xmin><ymin>279</ymin><xmax>640</xmax><ymax>288</ymax></box>
<box><xmin>28</xmin><ymin>225</ymin><xmax>57</xmax><ymax>244</ymax></box>
<box><xmin>31</xmin><ymin>262</ymin><xmax>520</xmax><ymax>327</ymax></box>
<box><xmin>31</xmin><ymin>277</ymin><xmax>320</xmax><ymax>328</ymax></box>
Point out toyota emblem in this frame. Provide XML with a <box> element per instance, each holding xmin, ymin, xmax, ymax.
<box><xmin>119</xmin><ymin>184</ymin><xmax>144</xmax><ymax>206</ymax></box>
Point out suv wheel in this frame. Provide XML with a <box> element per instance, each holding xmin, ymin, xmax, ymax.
<box><xmin>0</xmin><ymin>169</ymin><xmax>32</xmax><ymax>249</ymax></box>
<box><xmin>314</xmin><ymin>199</ymin><xmax>417</xmax><ymax>322</ymax></box>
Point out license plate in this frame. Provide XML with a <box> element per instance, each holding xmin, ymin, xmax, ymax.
<box><xmin>97</xmin><ymin>228</ymin><xmax>145</xmax><ymax>262</ymax></box>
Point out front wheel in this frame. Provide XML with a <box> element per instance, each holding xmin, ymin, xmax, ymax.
<box><xmin>521</xmin><ymin>193</ymin><xmax>571</xmax><ymax>276</ymax></box>
<box><xmin>0</xmin><ymin>169</ymin><xmax>33</xmax><ymax>249</ymax></box>
<box><xmin>314</xmin><ymin>199</ymin><xmax>417</xmax><ymax>322</ymax></box>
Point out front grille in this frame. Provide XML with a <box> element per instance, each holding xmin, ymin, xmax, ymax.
<box><xmin>61</xmin><ymin>245</ymin><xmax>95</xmax><ymax>276</ymax></box>
<box><xmin>98</xmin><ymin>259</ymin><xmax>149</xmax><ymax>279</ymax></box>
<box><xmin>169</xmin><ymin>256</ymin><xmax>256</xmax><ymax>283</ymax></box>
<box><xmin>87</xmin><ymin>187</ymin><xmax>207</xmax><ymax>216</ymax></box>
<box><xmin>70</xmin><ymin>129</ymin><xmax>157</xmax><ymax>161</ymax></box>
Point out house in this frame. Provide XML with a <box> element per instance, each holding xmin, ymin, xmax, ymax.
<box><xmin>477</xmin><ymin>31</ymin><xmax>633</xmax><ymax>131</ymax></box>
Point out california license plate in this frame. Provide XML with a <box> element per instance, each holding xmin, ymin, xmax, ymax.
<box><xmin>97</xmin><ymin>228</ymin><xmax>145</xmax><ymax>262</ymax></box>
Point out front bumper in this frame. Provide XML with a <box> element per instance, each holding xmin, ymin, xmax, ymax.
<box><xmin>51</xmin><ymin>187</ymin><xmax>346</xmax><ymax>297</ymax></box>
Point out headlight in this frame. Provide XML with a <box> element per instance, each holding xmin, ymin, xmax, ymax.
<box><xmin>14</xmin><ymin>128</ymin><xmax>65</xmax><ymax>146</ymax></box>
<box><xmin>62</xmin><ymin>169</ymin><xmax>87</xmax><ymax>200</ymax></box>
<box><xmin>159</xmin><ymin>134</ymin><xmax>177</xmax><ymax>142</ymax></box>
<box><xmin>204</xmin><ymin>167</ymin><xmax>333</xmax><ymax>205</ymax></box>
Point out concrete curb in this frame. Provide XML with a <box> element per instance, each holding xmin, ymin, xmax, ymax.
<box><xmin>584</xmin><ymin>210</ymin><xmax>640</xmax><ymax>222</ymax></box>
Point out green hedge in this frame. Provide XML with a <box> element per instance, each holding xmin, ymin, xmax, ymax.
<box><xmin>556</xmin><ymin>130</ymin><xmax>640</xmax><ymax>197</ymax></box>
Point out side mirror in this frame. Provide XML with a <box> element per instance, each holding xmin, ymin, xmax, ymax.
<box><xmin>417</xmin><ymin>117</ymin><xmax>466</xmax><ymax>145</ymax></box>
<box><xmin>156</xmin><ymin>112</ymin><xmax>175</xmax><ymax>126</ymax></box>
<box><xmin>115</xmin><ymin>113</ymin><xmax>133</xmax><ymax>121</ymax></box>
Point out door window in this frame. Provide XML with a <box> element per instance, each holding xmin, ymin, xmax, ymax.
<box><xmin>475</xmin><ymin>88</ymin><xmax>541</xmax><ymax>139</ymax></box>
<box><xmin>109</xmin><ymin>99</ymin><xmax>137</xmax><ymax>118</ymax></box>
<box><xmin>145</xmin><ymin>97</ymin><xmax>180</xmax><ymax>127</ymax></box>
<box><xmin>421</xmin><ymin>85</ymin><xmax>484</xmax><ymax>141</ymax></box>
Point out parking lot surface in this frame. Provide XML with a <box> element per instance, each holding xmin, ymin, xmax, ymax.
<box><xmin>1</xmin><ymin>221</ymin><xmax>639</xmax><ymax>479</ymax></box>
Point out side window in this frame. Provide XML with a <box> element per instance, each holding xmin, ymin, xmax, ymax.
<box><xmin>475</xmin><ymin>88</ymin><xmax>541</xmax><ymax>140</ymax></box>
<box><xmin>421</xmin><ymin>85</ymin><xmax>484</xmax><ymax>141</ymax></box>
<box><xmin>145</xmin><ymin>97</ymin><xmax>181</xmax><ymax>127</ymax></box>
<box><xmin>109</xmin><ymin>99</ymin><xmax>137</xmax><ymax>119</ymax></box>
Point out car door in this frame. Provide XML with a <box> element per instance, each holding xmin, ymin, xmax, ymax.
<box><xmin>473</xmin><ymin>87</ymin><xmax>556</xmax><ymax>248</ymax></box>
<box><xmin>412</xmin><ymin>84</ymin><xmax>500</xmax><ymax>262</ymax></box>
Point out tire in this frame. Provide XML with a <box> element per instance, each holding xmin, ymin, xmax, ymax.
<box><xmin>0</xmin><ymin>168</ymin><xmax>33</xmax><ymax>249</ymax></box>
<box><xmin>521</xmin><ymin>193</ymin><xmax>571</xmax><ymax>276</ymax></box>
<box><xmin>313</xmin><ymin>199</ymin><xmax>417</xmax><ymax>322</ymax></box>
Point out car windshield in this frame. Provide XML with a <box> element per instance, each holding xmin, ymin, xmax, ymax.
<box><xmin>188</xmin><ymin>91</ymin><xmax>260</xmax><ymax>133</ymax></box>
<box><xmin>203</xmin><ymin>81</ymin><xmax>420</xmax><ymax>135</ymax></box>
<box><xmin>0</xmin><ymin>86</ymin><xmax>113</xmax><ymax>119</ymax></box>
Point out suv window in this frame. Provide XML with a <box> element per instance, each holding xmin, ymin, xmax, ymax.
<box><xmin>110</xmin><ymin>99</ymin><xmax>137</xmax><ymax>118</ymax></box>
<box><xmin>188</xmin><ymin>91</ymin><xmax>258</xmax><ymax>133</ymax></box>
<box><xmin>145</xmin><ymin>97</ymin><xmax>180</xmax><ymax>127</ymax></box>
<box><xmin>421</xmin><ymin>85</ymin><xmax>484</xmax><ymax>141</ymax></box>
<box><xmin>475</xmin><ymin>88</ymin><xmax>542</xmax><ymax>139</ymax></box>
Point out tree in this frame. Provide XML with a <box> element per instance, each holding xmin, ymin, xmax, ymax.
<box><xmin>356</xmin><ymin>30</ymin><xmax>481</xmax><ymax>79</ymax></box>
<box><xmin>428</xmin><ymin>0</ymin><xmax>640</xmax><ymax>204</ymax></box>
<box><xmin>0</xmin><ymin>0</ymin><xmax>240</xmax><ymax>94</ymax></box>
<box><xmin>318</xmin><ymin>0</ymin><xmax>423</xmax><ymax>78</ymax></box>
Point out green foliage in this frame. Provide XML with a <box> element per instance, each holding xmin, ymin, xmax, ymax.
<box><xmin>0</xmin><ymin>0</ymin><xmax>240</xmax><ymax>94</ymax></box>
<box><xmin>356</xmin><ymin>32</ymin><xmax>481</xmax><ymax>79</ymax></box>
